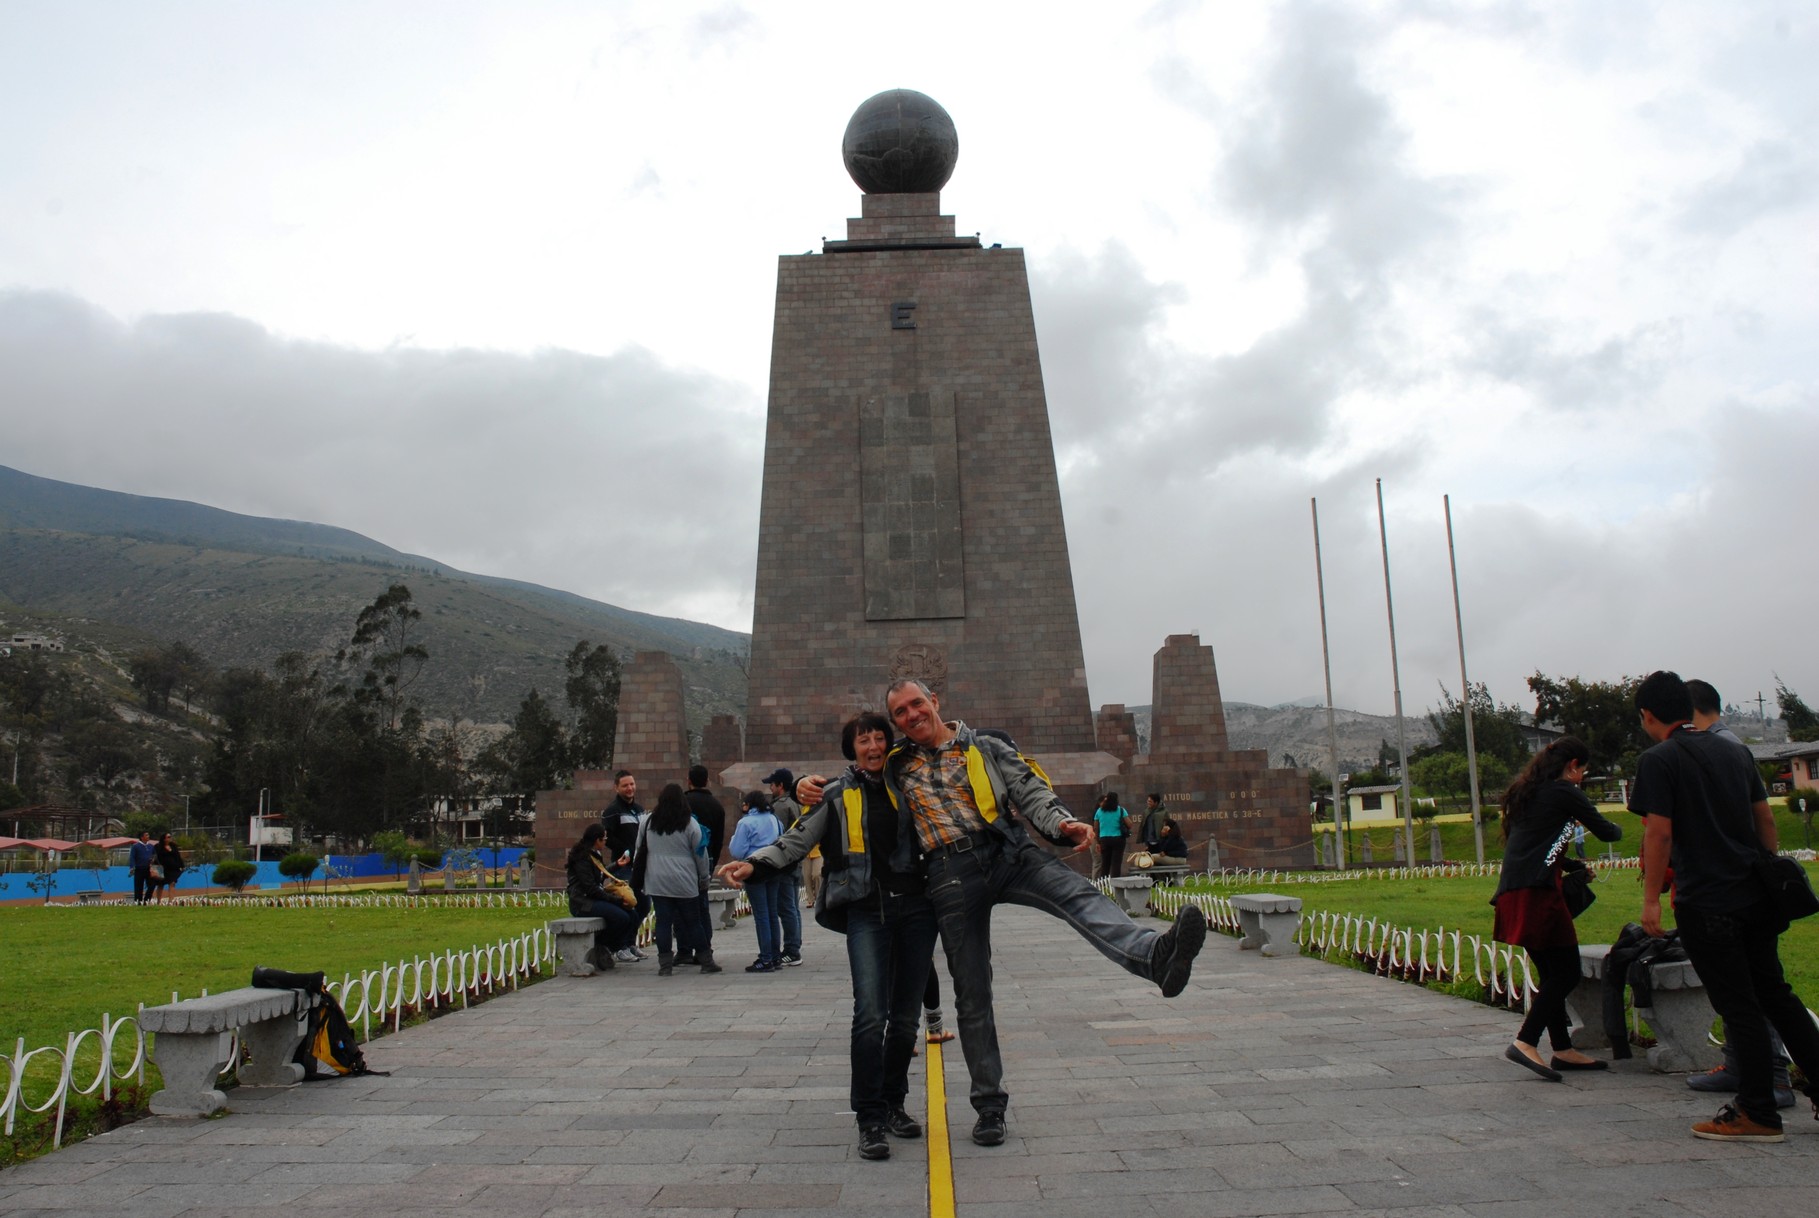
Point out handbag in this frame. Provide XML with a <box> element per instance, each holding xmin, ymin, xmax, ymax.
<box><xmin>1559</xmin><ymin>858</ymin><xmax>1595</xmax><ymax>918</ymax></box>
<box><xmin>148</xmin><ymin>863</ymin><xmax>165</xmax><ymax>882</ymax></box>
<box><xmin>1754</xmin><ymin>853</ymin><xmax>1819</xmax><ymax>921</ymax></box>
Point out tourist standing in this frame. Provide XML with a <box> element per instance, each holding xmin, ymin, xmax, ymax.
<box><xmin>719</xmin><ymin>712</ymin><xmax>940</xmax><ymax>1160</ymax></box>
<box><xmin>635</xmin><ymin>784</ymin><xmax>719</xmax><ymax>976</ymax></box>
<box><xmin>1490</xmin><ymin>737</ymin><xmax>1622</xmax><ymax>1081</ymax></box>
<box><xmin>765</xmin><ymin>769</ymin><xmax>805</xmax><ymax>965</ymax></box>
<box><xmin>1094</xmin><ymin>793</ymin><xmax>1132</xmax><ymax>879</ymax></box>
<box><xmin>600</xmin><ymin>770</ymin><xmax>651</xmax><ymax>959</ymax></box>
<box><xmin>679</xmin><ymin>765</ymin><xmax>727</xmax><ymax>966</ymax></box>
<box><xmin>728</xmin><ymin>791</ymin><xmax>785</xmax><ymax>973</ymax></box>
<box><xmin>129</xmin><ymin>831</ymin><xmax>155</xmax><ymax>904</ymax></box>
<box><xmin>151</xmin><ymin>833</ymin><xmax>184</xmax><ymax>903</ymax></box>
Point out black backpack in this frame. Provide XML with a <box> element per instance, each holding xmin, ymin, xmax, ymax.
<box><xmin>251</xmin><ymin>966</ymin><xmax>387</xmax><ymax>1079</ymax></box>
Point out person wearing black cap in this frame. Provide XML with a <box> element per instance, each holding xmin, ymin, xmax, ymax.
<box><xmin>765</xmin><ymin>768</ymin><xmax>805</xmax><ymax>966</ymax></box>
<box><xmin>719</xmin><ymin>714</ymin><xmax>938</xmax><ymax>1161</ymax></box>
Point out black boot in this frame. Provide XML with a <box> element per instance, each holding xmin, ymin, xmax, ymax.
<box><xmin>658</xmin><ymin>951</ymin><xmax>674</xmax><ymax>977</ymax></box>
<box><xmin>698</xmin><ymin>949</ymin><xmax>723</xmax><ymax>974</ymax></box>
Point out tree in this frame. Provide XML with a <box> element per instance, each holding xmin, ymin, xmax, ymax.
<box><xmin>1420</xmin><ymin>683</ymin><xmax>1531</xmax><ymax>771</ymax></box>
<box><xmin>212</xmin><ymin>859</ymin><xmax>256</xmax><ymax>893</ymax></box>
<box><xmin>1410</xmin><ymin>750</ymin><xmax>1514</xmax><ymax>808</ymax></box>
<box><xmin>479</xmin><ymin>688</ymin><xmax>570</xmax><ymax>809</ymax></box>
<box><xmin>564</xmin><ymin>641</ymin><xmax>621</xmax><ymax>770</ymax></box>
<box><xmin>1776</xmin><ymin>678</ymin><xmax>1819</xmax><ymax>743</ymax></box>
<box><xmin>1528</xmin><ymin>672</ymin><xmax>1648</xmax><ymax>776</ymax></box>
<box><xmin>278</xmin><ymin>851</ymin><xmax>321</xmax><ymax>891</ymax></box>
<box><xmin>342</xmin><ymin>584</ymin><xmax>427</xmax><ymax>734</ymax></box>
<box><xmin>374</xmin><ymin>829</ymin><xmax>414</xmax><ymax>878</ymax></box>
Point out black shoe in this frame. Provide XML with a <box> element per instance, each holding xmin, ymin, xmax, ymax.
<box><xmin>1548</xmin><ymin>1055</ymin><xmax>1608</xmax><ymax>1072</ymax></box>
<box><xmin>744</xmin><ymin>958</ymin><xmax>776</xmax><ymax>973</ymax></box>
<box><xmin>858</xmin><ymin>1125</ymin><xmax>890</xmax><ymax>1160</ymax></box>
<box><xmin>1504</xmin><ymin>1044</ymin><xmax>1562</xmax><ymax>1082</ymax></box>
<box><xmin>674</xmin><ymin>951</ymin><xmax>698</xmax><ymax>966</ymax></box>
<box><xmin>1155</xmin><ymin>904</ymin><xmax>1208</xmax><ymax>998</ymax></box>
<box><xmin>779</xmin><ymin>951</ymin><xmax>803</xmax><ymax>966</ymax></box>
<box><xmin>971</xmin><ymin>1111</ymin><xmax>1006</xmax><ymax>1146</ymax></box>
<box><xmin>885</xmin><ymin>1107</ymin><xmax>922</xmax><ymax>1139</ymax></box>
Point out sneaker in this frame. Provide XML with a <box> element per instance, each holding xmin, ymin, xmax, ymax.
<box><xmin>971</xmin><ymin>1111</ymin><xmax>1006</xmax><ymax>1146</ymax></box>
<box><xmin>630</xmin><ymin>946</ymin><xmax>649</xmax><ymax>960</ymax></box>
<box><xmin>779</xmin><ymin>951</ymin><xmax>803</xmax><ymax>966</ymax></box>
<box><xmin>858</xmin><ymin>1125</ymin><xmax>890</xmax><ymax>1160</ymax></box>
<box><xmin>744</xmin><ymin>958</ymin><xmax>776</xmax><ymax>973</ymax></box>
<box><xmin>612</xmin><ymin>948</ymin><xmax>642</xmax><ymax>963</ymax></box>
<box><xmin>885</xmin><ymin>1107</ymin><xmax>922</xmax><ymax>1139</ymax></box>
<box><xmin>1692</xmin><ymin>1103</ymin><xmax>1783</xmax><ymax>1142</ymax></box>
<box><xmin>1154</xmin><ymin>904</ymin><xmax>1208</xmax><ymax>998</ymax></box>
<box><xmin>1687</xmin><ymin>1066</ymin><xmax>1739</xmax><ymax>1093</ymax></box>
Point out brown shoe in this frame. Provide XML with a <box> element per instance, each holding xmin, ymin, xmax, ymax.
<box><xmin>1692</xmin><ymin>1104</ymin><xmax>1783</xmax><ymax>1143</ymax></box>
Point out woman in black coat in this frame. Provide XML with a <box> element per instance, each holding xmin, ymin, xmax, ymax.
<box><xmin>151</xmin><ymin>833</ymin><xmax>184</xmax><ymax>903</ymax></box>
<box><xmin>1490</xmin><ymin>736</ymin><xmax>1623</xmax><ymax>1080</ymax></box>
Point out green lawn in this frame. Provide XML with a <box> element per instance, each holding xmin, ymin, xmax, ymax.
<box><xmin>1</xmin><ymin>901</ymin><xmax>554</xmax><ymax>1051</ymax></box>
<box><xmin>1190</xmin><ymin>863</ymin><xmax>1819</xmax><ymax>1002</ymax></box>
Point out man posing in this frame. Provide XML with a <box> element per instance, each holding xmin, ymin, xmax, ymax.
<box><xmin>1632</xmin><ymin>670</ymin><xmax>1819</xmax><ymax>1142</ymax></box>
<box><xmin>808</xmin><ymin>679</ymin><xmax>1208</xmax><ymax>1148</ymax></box>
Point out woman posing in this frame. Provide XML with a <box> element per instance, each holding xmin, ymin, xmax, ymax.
<box><xmin>565</xmin><ymin>824</ymin><xmax>642</xmax><ymax>967</ymax></box>
<box><xmin>718</xmin><ymin>712</ymin><xmax>941</xmax><ymax>1161</ymax></box>
<box><xmin>1490</xmin><ymin>737</ymin><xmax>1623</xmax><ymax>1080</ymax></box>
<box><xmin>636</xmin><ymin>783</ymin><xmax>720</xmax><ymax>976</ymax></box>
<box><xmin>728</xmin><ymin>791</ymin><xmax>786</xmax><ymax>973</ymax></box>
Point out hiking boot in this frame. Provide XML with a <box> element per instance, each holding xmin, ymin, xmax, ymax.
<box><xmin>657</xmin><ymin>952</ymin><xmax>674</xmax><ymax>978</ymax></box>
<box><xmin>971</xmin><ymin>1111</ymin><xmax>1006</xmax><ymax>1146</ymax></box>
<box><xmin>674</xmin><ymin>950</ymin><xmax>699</xmax><ymax>966</ymax></box>
<box><xmin>858</xmin><ymin>1125</ymin><xmax>890</xmax><ymax>1160</ymax></box>
<box><xmin>1692</xmin><ymin>1104</ymin><xmax>1783</xmax><ymax>1143</ymax></box>
<box><xmin>885</xmin><ymin>1107</ymin><xmax>922</xmax><ymax>1139</ymax></box>
<box><xmin>1154</xmin><ymin>904</ymin><xmax>1208</xmax><ymax>998</ymax></box>
<box><xmin>698</xmin><ymin>950</ymin><xmax>723</xmax><ymax>974</ymax></box>
<box><xmin>1686</xmin><ymin>1066</ymin><xmax>1739</xmax><ymax>1093</ymax></box>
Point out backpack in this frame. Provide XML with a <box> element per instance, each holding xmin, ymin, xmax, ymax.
<box><xmin>251</xmin><ymin>966</ymin><xmax>387</xmax><ymax>1080</ymax></box>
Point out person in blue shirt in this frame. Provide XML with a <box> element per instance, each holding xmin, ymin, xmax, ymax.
<box><xmin>1093</xmin><ymin>793</ymin><xmax>1133</xmax><ymax>879</ymax></box>
<box><xmin>729</xmin><ymin>792</ymin><xmax>786</xmax><ymax>972</ymax></box>
<box><xmin>129</xmin><ymin>831</ymin><xmax>156</xmax><ymax>904</ymax></box>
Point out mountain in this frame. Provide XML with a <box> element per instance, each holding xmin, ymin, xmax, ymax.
<box><xmin>0</xmin><ymin>464</ymin><xmax>748</xmax><ymax>728</ymax></box>
<box><xmin>1124</xmin><ymin>701</ymin><xmax>1439</xmax><ymax>773</ymax></box>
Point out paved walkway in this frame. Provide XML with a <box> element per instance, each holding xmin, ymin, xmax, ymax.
<box><xmin>2</xmin><ymin>906</ymin><xmax>1814</xmax><ymax>1217</ymax></box>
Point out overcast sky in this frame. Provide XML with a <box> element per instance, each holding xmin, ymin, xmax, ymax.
<box><xmin>3</xmin><ymin>1</ymin><xmax>1815</xmax><ymax>722</ymax></box>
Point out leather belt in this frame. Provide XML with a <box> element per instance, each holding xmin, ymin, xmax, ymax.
<box><xmin>925</xmin><ymin>831</ymin><xmax>991</xmax><ymax>863</ymax></box>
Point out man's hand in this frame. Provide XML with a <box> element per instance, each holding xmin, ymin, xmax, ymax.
<box><xmin>715</xmin><ymin>861</ymin><xmax>753</xmax><ymax>887</ymax></box>
<box><xmin>616</xmin><ymin>852</ymin><xmax>631</xmax><ymax>867</ymax></box>
<box><xmin>1640</xmin><ymin>892</ymin><xmax>1665</xmax><ymax>939</ymax></box>
<box><xmin>796</xmin><ymin>775</ymin><xmax>829</xmax><ymax>806</ymax></box>
<box><xmin>1057</xmin><ymin>820</ymin><xmax>1092</xmax><ymax>854</ymax></box>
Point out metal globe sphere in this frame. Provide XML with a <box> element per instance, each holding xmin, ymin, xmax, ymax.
<box><xmin>842</xmin><ymin>89</ymin><xmax>958</xmax><ymax>194</ymax></box>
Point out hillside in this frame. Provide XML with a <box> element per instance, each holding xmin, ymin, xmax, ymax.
<box><xmin>0</xmin><ymin>465</ymin><xmax>748</xmax><ymax>728</ymax></box>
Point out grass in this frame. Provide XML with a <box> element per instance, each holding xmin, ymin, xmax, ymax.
<box><xmin>1187</xmin><ymin>862</ymin><xmax>1819</xmax><ymax>1002</ymax></box>
<box><xmin>1</xmin><ymin>901</ymin><xmax>553</xmax><ymax>1052</ymax></box>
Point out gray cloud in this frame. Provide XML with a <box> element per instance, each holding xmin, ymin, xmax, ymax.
<box><xmin>0</xmin><ymin>289</ymin><xmax>762</xmax><ymax>624</ymax></box>
<box><xmin>1679</xmin><ymin>139</ymin><xmax>1819</xmax><ymax>236</ymax></box>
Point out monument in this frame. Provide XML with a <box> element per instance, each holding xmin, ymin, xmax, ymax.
<box><xmin>733</xmin><ymin>88</ymin><xmax>1116</xmax><ymax>801</ymax></box>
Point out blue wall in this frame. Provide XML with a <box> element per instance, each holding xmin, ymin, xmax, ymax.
<box><xmin>0</xmin><ymin>847</ymin><xmax>529</xmax><ymax>899</ymax></box>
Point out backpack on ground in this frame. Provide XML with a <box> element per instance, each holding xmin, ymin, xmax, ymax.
<box><xmin>251</xmin><ymin>965</ymin><xmax>388</xmax><ymax>1079</ymax></box>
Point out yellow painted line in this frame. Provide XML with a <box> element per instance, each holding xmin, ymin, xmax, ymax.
<box><xmin>926</xmin><ymin>1039</ymin><xmax>956</xmax><ymax>1218</ymax></box>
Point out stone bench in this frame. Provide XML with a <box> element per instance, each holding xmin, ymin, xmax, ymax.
<box><xmin>1107</xmin><ymin>876</ymin><xmax>1154</xmax><ymax>916</ymax></box>
<box><xmin>1140</xmin><ymin>860</ymin><xmax>1190</xmax><ymax>885</ymax></box>
<box><xmin>549</xmin><ymin>916</ymin><xmax>609</xmax><ymax>976</ymax></box>
<box><xmin>73</xmin><ymin>890</ymin><xmax>106</xmax><ymax>905</ymax></box>
<box><xmin>1564</xmin><ymin>943</ymin><xmax>1717</xmax><ymax>1072</ymax></box>
<box><xmin>1231</xmin><ymin>892</ymin><xmax>1303</xmax><ymax>958</ymax></box>
<box><xmin>139</xmin><ymin>987</ymin><xmax>320</xmax><ymax>1116</ymax></box>
<box><xmin>707</xmin><ymin>886</ymin><xmax>741</xmax><ymax>930</ymax></box>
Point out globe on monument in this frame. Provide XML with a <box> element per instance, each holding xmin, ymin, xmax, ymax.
<box><xmin>842</xmin><ymin>89</ymin><xmax>959</xmax><ymax>194</ymax></box>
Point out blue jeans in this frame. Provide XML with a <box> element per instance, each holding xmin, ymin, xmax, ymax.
<box><xmin>1678</xmin><ymin>900</ymin><xmax>1819</xmax><ymax>1125</ymax></box>
<box><xmin>779</xmin><ymin>871</ymin><xmax>803</xmax><ymax>955</ymax></box>
<box><xmin>572</xmin><ymin>898</ymin><xmax>639</xmax><ymax>953</ymax></box>
<box><xmin>747</xmin><ymin>877</ymin><xmax>784</xmax><ymax>964</ymax></box>
<box><xmin>652</xmin><ymin>894</ymin><xmax>710</xmax><ymax>957</ymax></box>
<box><xmin>926</xmin><ymin>834</ymin><xmax>1161</xmax><ymax>1113</ymax></box>
<box><xmin>846</xmin><ymin>890</ymin><xmax>940</xmax><ymax>1126</ymax></box>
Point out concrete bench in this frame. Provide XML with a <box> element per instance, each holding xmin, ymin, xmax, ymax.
<box><xmin>1231</xmin><ymin>892</ymin><xmax>1303</xmax><ymax>958</ymax></box>
<box><xmin>1107</xmin><ymin>876</ymin><xmax>1154</xmax><ymax>916</ymax></box>
<box><xmin>1137</xmin><ymin>859</ymin><xmax>1190</xmax><ymax>885</ymax></box>
<box><xmin>549</xmin><ymin>916</ymin><xmax>608</xmax><ymax>976</ymax></box>
<box><xmin>707</xmin><ymin>886</ymin><xmax>741</xmax><ymax>930</ymax></box>
<box><xmin>1564</xmin><ymin>943</ymin><xmax>1717</xmax><ymax>1072</ymax></box>
<box><xmin>73</xmin><ymin>889</ymin><xmax>106</xmax><ymax>905</ymax></box>
<box><xmin>139</xmin><ymin>987</ymin><xmax>320</xmax><ymax>1116</ymax></box>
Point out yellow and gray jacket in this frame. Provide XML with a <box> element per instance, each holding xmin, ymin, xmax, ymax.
<box><xmin>882</xmin><ymin>720</ymin><xmax>1076</xmax><ymax>876</ymax></box>
<box><xmin>744</xmin><ymin>765</ymin><xmax>912</xmax><ymax>931</ymax></box>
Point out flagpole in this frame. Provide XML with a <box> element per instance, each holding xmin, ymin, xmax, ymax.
<box><xmin>1311</xmin><ymin>498</ymin><xmax>1346</xmax><ymax>871</ymax></box>
<box><xmin>1445</xmin><ymin>494</ymin><xmax>1485</xmax><ymax>864</ymax></box>
<box><xmin>1376</xmin><ymin>479</ymin><xmax>1415</xmax><ymax>866</ymax></box>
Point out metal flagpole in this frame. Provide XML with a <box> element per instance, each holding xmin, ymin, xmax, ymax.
<box><xmin>1445</xmin><ymin>494</ymin><xmax>1485</xmax><ymax>864</ymax></box>
<box><xmin>1376</xmin><ymin>479</ymin><xmax>1415</xmax><ymax>866</ymax></box>
<box><xmin>1311</xmin><ymin>498</ymin><xmax>1347</xmax><ymax>870</ymax></box>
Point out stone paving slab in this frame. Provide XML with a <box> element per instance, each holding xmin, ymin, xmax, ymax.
<box><xmin>3</xmin><ymin>905</ymin><xmax>1815</xmax><ymax>1216</ymax></box>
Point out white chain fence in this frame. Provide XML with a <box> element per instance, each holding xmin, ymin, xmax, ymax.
<box><xmin>2</xmin><ymin>922</ymin><xmax>555</xmax><ymax>1152</ymax></box>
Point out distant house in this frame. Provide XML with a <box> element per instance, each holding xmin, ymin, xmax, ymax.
<box><xmin>1750</xmin><ymin>741</ymin><xmax>1819</xmax><ymax>793</ymax></box>
<box><xmin>3</xmin><ymin>633</ymin><xmax>64</xmax><ymax>654</ymax></box>
<box><xmin>1344</xmin><ymin>784</ymin><xmax>1404</xmax><ymax>824</ymax></box>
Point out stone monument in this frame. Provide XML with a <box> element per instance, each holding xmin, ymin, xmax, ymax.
<box><xmin>733</xmin><ymin>88</ymin><xmax>1116</xmax><ymax>801</ymax></box>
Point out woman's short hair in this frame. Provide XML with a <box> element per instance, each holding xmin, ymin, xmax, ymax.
<box><xmin>841</xmin><ymin>711</ymin><xmax>895</xmax><ymax>760</ymax></box>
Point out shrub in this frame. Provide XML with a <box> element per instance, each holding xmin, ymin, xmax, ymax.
<box><xmin>278</xmin><ymin>852</ymin><xmax>320</xmax><ymax>883</ymax></box>
<box><xmin>414</xmin><ymin>847</ymin><xmax>445</xmax><ymax>869</ymax></box>
<box><xmin>212</xmin><ymin>859</ymin><xmax>257</xmax><ymax>892</ymax></box>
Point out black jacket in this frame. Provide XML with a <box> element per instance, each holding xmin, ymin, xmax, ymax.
<box><xmin>601</xmin><ymin>796</ymin><xmax>644</xmax><ymax>867</ymax></box>
<box><xmin>1492</xmin><ymin>782</ymin><xmax>1622</xmax><ymax>901</ymax></box>
<box><xmin>683</xmin><ymin>788</ymin><xmax>727</xmax><ymax>866</ymax></box>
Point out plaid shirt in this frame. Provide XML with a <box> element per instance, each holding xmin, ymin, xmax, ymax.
<box><xmin>894</xmin><ymin>736</ymin><xmax>991</xmax><ymax>851</ymax></box>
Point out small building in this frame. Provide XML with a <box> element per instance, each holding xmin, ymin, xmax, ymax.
<box><xmin>1751</xmin><ymin>741</ymin><xmax>1819</xmax><ymax>794</ymax></box>
<box><xmin>1344</xmin><ymin>784</ymin><xmax>1404</xmax><ymax>824</ymax></box>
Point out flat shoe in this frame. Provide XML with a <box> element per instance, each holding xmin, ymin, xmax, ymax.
<box><xmin>1549</xmin><ymin>1056</ymin><xmax>1609</xmax><ymax>1072</ymax></box>
<box><xmin>1505</xmin><ymin>1044</ymin><xmax>1562</xmax><ymax>1082</ymax></box>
